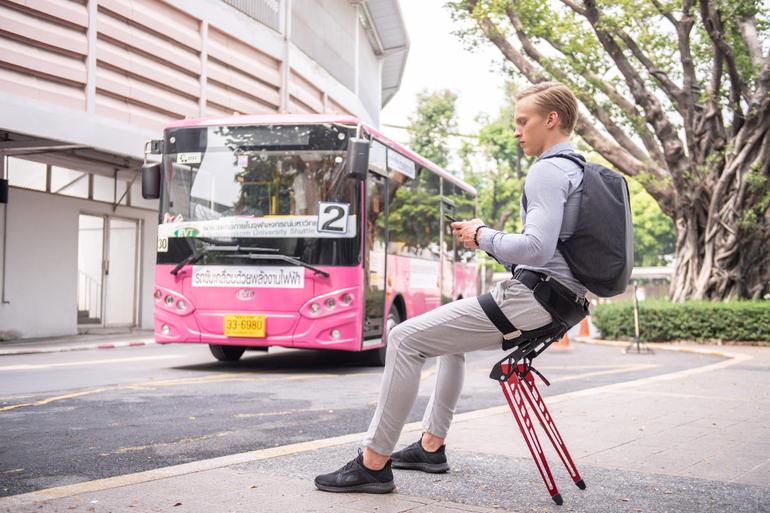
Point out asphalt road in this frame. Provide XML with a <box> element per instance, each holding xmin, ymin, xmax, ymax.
<box><xmin>0</xmin><ymin>341</ymin><xmax>721</xmax><ymax>497</ymax></box>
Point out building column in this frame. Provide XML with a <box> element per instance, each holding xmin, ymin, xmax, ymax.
<box><xmin>279</xmin><ymin>0</ymin><xmax>292</xmax><ymax>112</ymax></box>
<box><xmin>85</xmin><ymin>0</ymin><xmax>98</xmax><ymax>114</ymax></box>
<box><xmin>199</xmin><ymin>20</ymin><xmax>208</xmax><ymax>117</ymax></box>
<box><xmin>354</xmin><ymin>3</ymin><xmax>360</xmax><ymax>97</ymax></box>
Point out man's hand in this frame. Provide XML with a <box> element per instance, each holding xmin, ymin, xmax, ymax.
<box><xmin>451</xmin><ymin>218</ymin><xmax>487</xmax><ymax>249</ymax></box>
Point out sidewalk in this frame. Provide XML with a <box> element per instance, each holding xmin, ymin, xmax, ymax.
<box><xmin>1</xmin><ymin>341</ymin><xmax>768</xmax><ymax>513</ymax></box>
<box><xmin>0</xmin><ymin>330</ymin><xmax>155</xmax><ymax>356</ymax></box>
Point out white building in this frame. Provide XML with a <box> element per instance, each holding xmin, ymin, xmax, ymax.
<box><xmin>0</xmin><ymin>0</ymin><xmax>408</xmax><ymax>339</ymax></box>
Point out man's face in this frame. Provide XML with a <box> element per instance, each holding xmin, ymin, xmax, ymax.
<box><xmin>514</xmin><ymin>95</ymin><xmax>551</xmax><ymax>157</ymax></box>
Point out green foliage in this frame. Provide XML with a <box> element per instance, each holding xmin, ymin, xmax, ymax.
<box><xmin>627</xmin><ymin>178</ymin><xmax>676</xmax><ymax>266</ymax></box>
<box><xmin>445</xmin><ymin>0</ymin><xmax>770</xmax><ymax>158</ymax></box>
<box><xmin>407</xmin><ymin>90</ymin><xmax>458</xmax><ymax>168</ymax></box>
<box><xmin>385</xmin><ymin>91</ymin><xmax>455</xmax><ymax>255</ymax></box>
<box><xmin>387</xmin><ymin>177</ymin><xmax>441</xmax><ymax>255</ymax></box>
<box><xmin>592</xmin><ymin>300</ymin><xmax>770</xmax><ymax>342</ymax></box>
<box><xmin>460</xmin><ymin>83</ymin><xmax>528</xmax><ymax>234</ymax></box>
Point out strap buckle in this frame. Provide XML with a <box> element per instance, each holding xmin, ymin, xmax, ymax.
<box><xmin>503</xmin><ymin>330</ymin><xmax>522</xmax><ymax>341</ymax></box>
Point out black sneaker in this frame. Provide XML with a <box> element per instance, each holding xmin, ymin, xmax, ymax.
<box><xmin>314</xmin><ymin>450</ymin><xmax>396</xmax><ymax>494</ymax></box>
<box><xmin>391</xmin><ymin>439</ymin><xmax>450</xmax><ymax>473</ymax></box>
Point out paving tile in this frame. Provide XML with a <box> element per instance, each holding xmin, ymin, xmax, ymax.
<box><xmin>345</xmin><ymin>495</ymin><xmax>437</xmax><ymax>512</ymax></box>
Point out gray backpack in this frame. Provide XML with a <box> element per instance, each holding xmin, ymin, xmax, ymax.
<box><xmin>528</xmin><ymin>153</ymin><xmax>634</xmax><ymax>297</ymax></box>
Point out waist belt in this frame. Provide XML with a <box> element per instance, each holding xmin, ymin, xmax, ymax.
<box><xmin>478</xmin><ymin>269</ymin><xmax>589</xmax><ymax>345</ymax></box>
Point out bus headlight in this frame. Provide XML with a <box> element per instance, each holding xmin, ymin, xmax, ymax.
<box><xmin>165</xmin><ymin>295</ymin><xmax>175</xmax><ymax>306</ymax></box>
<box><xmin>154</xmin><ymin>290</ymin><xmax>162</xmax><ymax>300</ymax></box>
<box><xmin>300</xmin><ymin>287</ymin><xmax>358</xmax><ymax>318</ymax></box>
<box><xmin>161</xmin><ymin>324</ymin><xmax>170</xmax><ymax>335</ymax></box>
<box><xmin>330</xmin><ymin>329</ymin><xmax>341</xmax><ymax>339</ymax></box>
<box><xmin>176</xmin><ymin>300</ymin><xmax>187</xmax><ymax>311</ymax></box>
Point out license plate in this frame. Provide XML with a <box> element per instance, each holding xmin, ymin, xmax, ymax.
<box><xmin>223</xmin><ymin>314</ymin><xmax>265</xmax><ymax>338</ymax></box>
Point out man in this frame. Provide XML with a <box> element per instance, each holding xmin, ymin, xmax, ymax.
<box><xmin>315</xmin><ymin>82</ymin><xmax>588</xmax><ymax>494</ymax></box>
<box><xmin>291</xmin><ymin>158</ymin><xmax>323</xmax><ymax>215</ymax></box>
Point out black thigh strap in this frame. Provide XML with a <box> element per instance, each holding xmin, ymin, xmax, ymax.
<box><xmin>478</xmin><ymin>292</ymin><xmax>521</xmax><ymax>341</ymax></box>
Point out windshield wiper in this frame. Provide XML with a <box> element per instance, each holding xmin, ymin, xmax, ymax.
<box><xmin>220</xmin><ymin>253</ymin><xmax>330</xmax><ymax>278</ymax></box>
<box><xmin>170</xmin><ymin>245</ymin><xmax>279</xmax><ymax>275</ymax></box>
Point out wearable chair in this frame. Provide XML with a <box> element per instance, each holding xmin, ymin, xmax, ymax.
<box><xmin>488</xmin><ymin>324</ymin><xmax>586</xmax><ymax>506</ymax></box>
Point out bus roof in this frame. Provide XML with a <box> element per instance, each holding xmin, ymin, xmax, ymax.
<box><xmin>165</xmin><ymin>114</ymin><xmax>477</xmax><ymax>196</ymax></box>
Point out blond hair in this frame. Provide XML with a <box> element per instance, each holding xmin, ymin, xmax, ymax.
<box><xmin>514</xmin><ymin>82</ymin><xmax>578</xmax><ymax>134</ymax></box>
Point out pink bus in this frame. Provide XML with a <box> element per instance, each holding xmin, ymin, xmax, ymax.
<box><xmin>142</xmin><ymin>114</ymin><xmax>477</xmax><ymax>365</ymax></box>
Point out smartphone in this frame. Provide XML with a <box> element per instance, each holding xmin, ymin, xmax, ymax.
<box><xmin>444</xmin><ymin>213</ymin><xmax>459</xmax><ymax>223</ymax></box>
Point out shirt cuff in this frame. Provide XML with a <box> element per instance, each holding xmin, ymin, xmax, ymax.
<box><xmin>476</xmin><ymin>227</ymin><xmax>496</xmax><ymax>252</ymax></box>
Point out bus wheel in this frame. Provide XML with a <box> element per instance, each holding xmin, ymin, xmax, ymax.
<box><xmin>365</xmin><ymin>309</ymin><xmax>401</xmax><ymax>367</ymax></box>
<box><xmin>209</xmin><ymin>344</ymin><xmax>246</xmax><ymax>362</ymax></box>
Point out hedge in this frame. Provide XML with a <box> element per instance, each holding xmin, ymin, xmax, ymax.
<box><xmin>591</xmin><ymin>300</ymin><xmax>770</xmax><ymax>343</ymax></box>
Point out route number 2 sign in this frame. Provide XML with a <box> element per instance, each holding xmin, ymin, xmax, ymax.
<box><xmin>317</xmin><ymin>202</ymin><xmax>350</xmax><ymax>234</ymax></box>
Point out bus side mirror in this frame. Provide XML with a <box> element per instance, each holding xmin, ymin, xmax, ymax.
<box><xmin>141</xmin><ymin>163</ymin><xmax>161</xmax><ymax>199</ymax></box>
<box><xmin>0</xmin><ymin>179</ymin><xmax>8</xmax><ymax>204</ymax></box>
<box><xmin>346</xmin><ymin>138</ymin><xmax>370</xmax><ymax>179</ymax></box>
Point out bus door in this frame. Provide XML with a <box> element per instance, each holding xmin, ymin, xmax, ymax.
<box><xmin>363</xmin><ymin>170</ymin><xmax>388</xmax><ymax>342</ymax></box>
<box><xmin>440</xmin><ymin>196</ymin><xmax>456</xmax><ymax>304</ymax></box>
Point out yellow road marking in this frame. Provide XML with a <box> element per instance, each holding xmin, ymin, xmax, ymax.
<box><xmin>236</xmin><ymin>408</ymin><xmax>321</xmax><ymax>418</ymax></box>
<box><xmin>0</xmin><ymin>354</ymin><xmax>184</xmax><ymax>372</ymax></box>
<box><xmin>113</xmin><ymin>432</ymin><xmax>233</xmax><ymax>455</ymax></box>
<box><xmin>0</xmin><ymin>373</ymin><xmax>339</xmax><ymax>413</ymax></box>
<box><xmin>0</xmin><ymin>388</ymin><xmax>111</xmax><ymax>412</ymax></box>
<box><xmin>551</xmin><ymin>363</ymin><xmax>657</xmax><ymax>383</ymax></box>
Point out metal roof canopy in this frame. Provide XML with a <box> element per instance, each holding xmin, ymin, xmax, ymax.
<box><xmin>356</xmin><ymin>0</ymin><xmax>410</xmax><ymax>107</ymax></box>
<box><xmin>0</xmin><ymin>130</ymin><xmax>143</xmax><ymax>181</ymax></box>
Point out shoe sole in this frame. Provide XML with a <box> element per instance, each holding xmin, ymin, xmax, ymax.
<box><xmin>391</xmin><ymin>461</ymin><xmax>450</xmax><ymax>473</ymax></box>
<box><xmin>314</xmin><ymin>481</ymin><xmax>396</xmax><ymax>494</ymax></box>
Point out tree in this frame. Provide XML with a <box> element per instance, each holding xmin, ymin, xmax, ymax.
<box><xmin>406</xmin><ymin>89</ymin><xmax>459</xmax><ymax>168</ymax></box>
<box><xmin>386</xmin><ymin>90</ymin><xmax>458</xmax><ymax>255</ymax></box>
<box><xmin>629</xmin><ymin>178</ymin><xmax>678</xmax><ymax>266</ymax></box>
<box><xmin>459</xmin><ymin>84</ymin><xmax>530</xmax><ymax>235</ymax></box>
<box><xmin>448</xmin><ymin>0</ymin><xmax>770</xmax><ymax>300</ymax></box>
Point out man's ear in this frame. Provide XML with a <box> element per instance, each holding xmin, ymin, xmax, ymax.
<box><xmin>547</xmin><ymin>112</ymin><xmax>559</xmax><ymax>129</ymax></box>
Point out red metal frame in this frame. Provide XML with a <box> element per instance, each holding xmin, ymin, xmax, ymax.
<box><xmin>498</xmin><ymin>363</ymin><xmax>586</xmax><ymax>505</ymax></box>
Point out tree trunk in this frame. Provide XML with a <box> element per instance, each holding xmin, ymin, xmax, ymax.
<box><xmin>670</xmin><ymin>127</ymin><xmax>770</xmax><ymax>301</ymax></box>
<box><xmin>671</xmin><ymin>214</ymin><xmax>770</xmax><ymax>301</ymax></box>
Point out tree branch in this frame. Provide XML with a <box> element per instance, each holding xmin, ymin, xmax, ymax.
<box><xmin>691</xmin><ymin>48</ymin><xmax>727</xmax><ymax>164</ymax></box>
<box><xmin>575</xmin><ymin>119</ymin><xmax>675</xmax><ymax>215</ymax></box>
<box><xmin>467</xmin><ymin>1</ymin><xmax>544</xmax><ymax>84</ymax></box>
<box><xmin>649</xmin><ymin>0</ymin><xmax>679</xmax><ymax>25</ymax></box>
<box><xmin>581</xmin><ymin>0</ymin><xmax>689</xmax><ymax>178</ymax></box>
<box><xmin>503</xmin><ymin>6</ymin><xmax>652</xmax><ymax>164</ymax></box>
<box><xmin>737</xmin><ymin>13</ymin><xmax>764</xmax><ymax>70</ymax></box>
<box><xmin>750</xmin><ymin>53</ymin><xmax>770</xmax><ymax>113</ymax></box>
<box><xmin>560</xmin><ymin>0</ymin><xmax>585</xmax><ymax>15</ymax></box>
<box><xmin>617</xmin><ymin>33</ymin><xmax>685</xmax><ymax>114</ymax></box>
<box><xmin>677</xmin><ymin>0</ymin><xmax>700</xmax><ymax>149</ymax></box>
<box><xmin>699</xmin><ymin>0</ymin><xmax>747</xmax><ymax>134</ymax></box>
<box><xmin>530</xmin><ymin>23</ymin><xmax>667</xmax><ymax>166</ymax></box>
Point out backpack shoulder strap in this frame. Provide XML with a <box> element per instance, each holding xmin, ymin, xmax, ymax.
<box><xmin>539</xmin><ymin>152</ymin><xmax>586</xmax><ymax>168</ymax></box>
<box><xmin>522</xmin><ymin>152</ymin><xmax>586</xmax><ymax>211</ymax></box>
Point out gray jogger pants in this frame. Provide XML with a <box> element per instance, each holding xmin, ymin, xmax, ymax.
<box><xmin>362</xmin><ymin>278</ymin><xmax>554</xmax><ymax>455</ymax></box>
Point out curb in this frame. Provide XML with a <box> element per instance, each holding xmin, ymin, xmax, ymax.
<box><xmin>0</xmin><ymin>339</ymin><xmax>158</xmax><ymax>356</ymax></box>
<box><xmin>574</xmin><ymin>336</ymin><xmax>749</xmax><ymax>359</ymax></box>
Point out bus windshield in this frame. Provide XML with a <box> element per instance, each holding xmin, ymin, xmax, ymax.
<box><xmin>157</xmin><ymin>124</ymin><xmax>361</xmax><ymax>267</ymax></box>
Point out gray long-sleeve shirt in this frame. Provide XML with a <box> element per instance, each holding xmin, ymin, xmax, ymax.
<box><xmin>477</xmin><ymin>141</ymin><xmax>588</xmax><ymax>296</ymax></box>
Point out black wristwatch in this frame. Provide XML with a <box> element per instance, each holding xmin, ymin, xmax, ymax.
<box><xmin>474</xmin><ymin>225</ymin><xmax>488</xmax><ymax>246</ymax></box>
